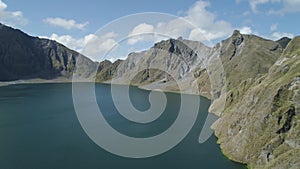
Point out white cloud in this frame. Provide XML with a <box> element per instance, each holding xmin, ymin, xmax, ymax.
<box><xmin>269</xmin><ymin>0</ymin><xmax>300</xmax><ymax>14</ymax></box>
<box><xmin>0</xmin><ymin>0</ymin><xmax>7</xmax><ymax>10</ymax></box>
<box><xmin>155</xmin><ymin>18</ymin><xmax>191</xmax><ymax>39</ymax></box>
<box><xmin>249</xmin><ymin>0</ymin><xmax>270</xmax><ymax>13</ymax></box>
<box><xmin>45</xmin><ymin>34</ymin><xmax>84</xmax><ymax>51</ymax></box>
<box><xmin>249</xmin><ymin>0</ymin><xmax>283</xmax><ymax>13</ymax></box>
<box><xmin>43</xmin><ymin>17</ymin><xmax>88</xmax><ymax>30</ymax></box>
<box><xmin>82</xmin><ymin>33</ymin><xmax>119</xmax><ymax>60</ymax></box>
<box><xmin>184</xmin><ymin>1</ymin><xmax>233</xmax><ymax>41</ymax></box>
<box><xmin>126</xmin><ymin>1</ymin><xmax>233</xmax><ymax>45</ymax></box>
<box><xmin>128</xmin><ymin>23</ymin><xmax>154</xmax><ymax>36</ymax></box>
<box><xmin>283</xmin><ymin>0</ymin><xmax>300</xmax><ymax>12</ymax></box>
<box><xmin>0</xmin><ymin>0</ymin><xmax>27</xmax><ymax>26</ymax></box>
<box><xmin>249</xmin><ymin>0</ymin><xmax>300</xmax><ymax>14</ymax></box>
<box><xmin>270</xmin><ymin>23</ymin><xmax>278</xmax><ymax>31</ymax></box>
<box><xmin>270</xmin><ymin>31</ymin><xmax>294</xmax><ymax>40</ymax></box>
<box><xmin>127</xmin><ymin>23</ymin><xmax>155</xmax><ymax>45</ymax></box>
<box><xmin>43</xmin><ymin>32</ymin><xmax>119</xmax><ymax>61</ymax></box>
<box><xmin>239</xmin><ymin>26</ymin><xmax>253</xmax><ymax>34</ymax></box>
<box><xmin>188</xmin><ymin>28</ymin><xmax>207</xmax><ymax>41</ymax></box>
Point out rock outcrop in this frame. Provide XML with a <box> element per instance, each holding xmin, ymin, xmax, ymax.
<box><xmin>212</xmin><ymin>35</ymin><xmax>300</xmax><ymax>169</ymax></box>
<box><xmin>1</xmin><ymin>23</ymin><xmax>299</xmax><ymax>168</ymax></box>
<box><xmin>97</xmin><ymin>37</ymin><xmax>212</xmax><ymax>97</ymax></box>
<box><xmin>0</xmin><ymin>23</ymin><xmax>97</xmax><ymax>81</ymax></box>
<box><xmin>95</xmin><ymin>32</ymin><xmax>299</xmax><ymax>168</ymax></box>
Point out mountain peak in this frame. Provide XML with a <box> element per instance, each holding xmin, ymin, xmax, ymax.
<box><xmin>276</xmin><ymin>37</ymin><xmax>292</xmax><ymax>49</ymax></box>
<box><xmin>177</xmin><ymin>36</ymin><xmax>183</xmax><ymax>41</ymax></box>
<box><xmin>0</xmin><ymin>22</ymin><xmax>8</xmax><ymax>30</ymax></box>
<box><xmin>231</xmin><ymin>30</ymin><xmax>244</xmax><ymax>46</ymax></box>
<box><xmin>282</xmin><ymin>36</ymin><xmax>300</xmax><ymax>57</ymax></box>
<box><xmin>0</xmin><ymin>22</ymin><xmax>97</xmax><ymax>81</ymax></box>
<box><xmin>232</xmin><ymin>30</ymin><xmax>241</xmax><ymax>36</ymax></box>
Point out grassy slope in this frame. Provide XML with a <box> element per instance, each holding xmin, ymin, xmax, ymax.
<box><xmin>213</xmin><ymin>36</ymin><xmax>300</xmax><ymax>169</ymax></box>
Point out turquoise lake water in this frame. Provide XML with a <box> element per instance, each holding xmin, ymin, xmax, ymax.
<box><xmin>0</xmin><ymin>83</ymin><xmax>246</xmax><ymax>169</ymax></box>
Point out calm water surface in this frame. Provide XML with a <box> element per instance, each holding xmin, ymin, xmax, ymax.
<box><xmin>0</xmin><ymin>83</ymin><xmax>246</xmax><ymax>169</ymax></box>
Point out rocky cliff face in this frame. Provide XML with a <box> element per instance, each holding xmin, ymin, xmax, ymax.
<box><xmin>0</xmin><ymin>23</ymin><xmax>97</xmax><ymax>81</ymax></box>
<box><xmin>97</xmin><ymin>30</ymin><xmax>300</xmax><ymax>168</ymax></box>
<box><xmin>1</xmin><ymin>23</ymin><xmax>299</xmax><ymax>168</ymax></box>
<box><xmin>219</xmin><ymin>30</ymin><xmax>283</xmax><ymax>90</ymax></box>
<box><xmin>212</xmin><ymin>35</ymin><xmax>300</xmax><ymax>169</ymax></box>
<box><xmin>97</xmin><ymin>37</ymin><xmax>212</xmax><ymax>97</ymax></box>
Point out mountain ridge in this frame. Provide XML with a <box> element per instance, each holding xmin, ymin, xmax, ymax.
<box><xmin>0</xmin><ymin>23</ymin><xmax>97</xmax><ymax>82</ymax></box>
<box><xmin>0</xmin><ymin>23</ymin><xmax>299</xmax><ymax>169</ymax></box>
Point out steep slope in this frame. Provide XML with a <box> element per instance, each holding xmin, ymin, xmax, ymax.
<box><xmin>208</xmin><ymin>30</ymin><xmax>283</xmax><ymax>115</ymax></box>
<box><xmin>0</xmin><ymin>23</ymin><xmax>97</xmax><ymax>81</ymax></box>
<box><xmin>97</xmin><ymin>37</ymin><xmax>212</xmax><ymax>97</ymax></box>
<box><xmin>219</xmin><ymin>30</ymin><xmax>283</xmax><ymax>90</ymax></box>
<box><xmin>1</xmin><ymin>23</ymin><xmax>299</xmax><ymax>168</ymax></box>
<box><xmin>212</xmin><ymin>36</ymin><xmax>300</xmax><ymax>168</ymax></box>
<box><xmin>95</xmin><ymin>31</ymin><xmax>300</xmax><ymax>169</ymax></box>
<box><xmin>276</xmin><ymin>37</ymin><xmax>292</xmax><ymax>49</ymax></box>
<box><xmin>96</xmin><ymin>59</ymin><xmax>123</xmax><ymax>82</ymax></box>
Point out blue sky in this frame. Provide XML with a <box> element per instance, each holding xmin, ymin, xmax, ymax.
<box><xmin>0</xmin><ymin>0</ymin><xmax>299</xmax><ymax>61</ymax></box>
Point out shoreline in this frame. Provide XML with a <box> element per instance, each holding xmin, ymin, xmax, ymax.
<box><xmin>0</xmin><ymin>79</ymin><xmax>73</xmax><ymax>87</ymax></box>
<box><xmin>0</xmin><ymin>80</ymin><xmax>245</xmax><ymax>167</ymax></box>
<box><xmin>0</xmin><ymin>80</ymin><xmax>212</xmax><ymax>99</ymax></box>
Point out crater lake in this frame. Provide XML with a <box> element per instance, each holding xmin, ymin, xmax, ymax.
<box><xmin>0</xmin><ymin>83</ymin><xmax>246</xmax><ymax>169</ymax></box>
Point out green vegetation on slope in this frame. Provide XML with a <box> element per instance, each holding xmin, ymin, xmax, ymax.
<box><xmin>212</xmin><ymin>36</ymin><xmax>300</xmax><ymax>169</ymax></box>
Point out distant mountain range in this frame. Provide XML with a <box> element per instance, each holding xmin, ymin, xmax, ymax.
<box><xmin>0</xmin><ymin>23</ymin><xmax>299</xmax><ymax>169</ymax></box>
<box><xmin>0</xmin><ymin>23</ymin><xmax>97</xmax><ymax>81</ymax></box>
